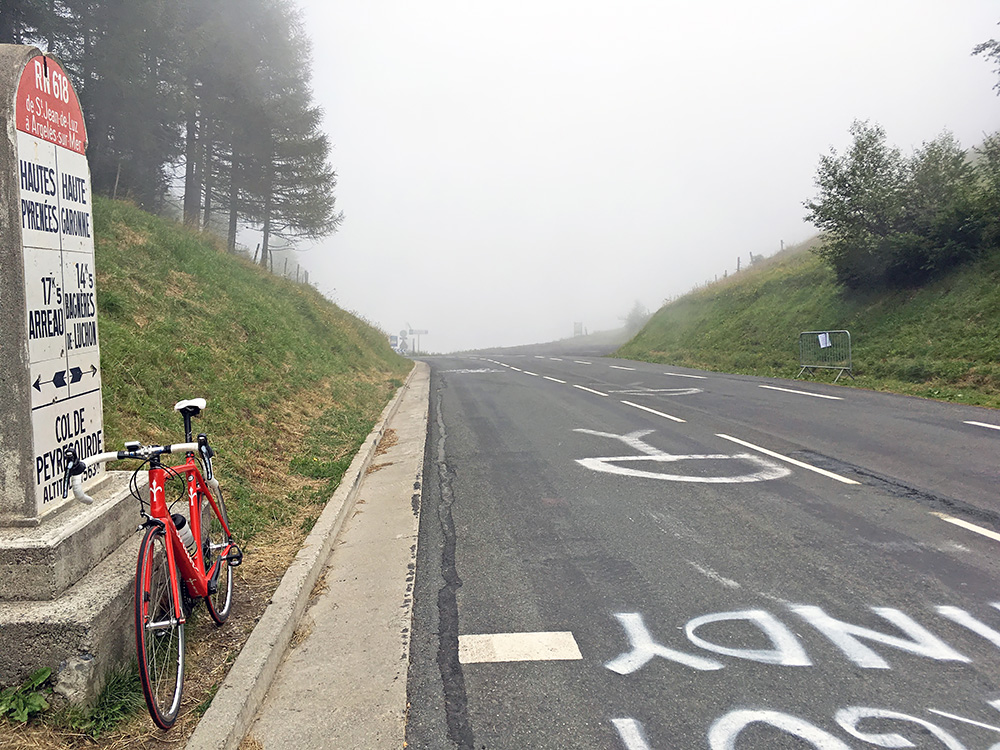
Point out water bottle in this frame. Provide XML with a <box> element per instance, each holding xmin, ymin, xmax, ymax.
<box><xmin>171</xmin><ymin>513</ymin><xmax>196</xmax><ymax>553</ymax></box>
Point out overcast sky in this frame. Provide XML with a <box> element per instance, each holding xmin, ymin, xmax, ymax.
<box><xmin>292</xmin><ymin>1</ymin><xmax>999</xmax><ymax>354</ymax></box>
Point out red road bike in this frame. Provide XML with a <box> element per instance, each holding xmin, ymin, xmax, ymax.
<box><xmin>63</xmin><ymin>398</ymin><xmax>242</xmax><ymax>729</ymax></box>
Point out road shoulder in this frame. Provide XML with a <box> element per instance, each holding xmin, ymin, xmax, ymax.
<box><xmin>185</xmin><ymin>361</ymin><xmax>429</xmax><ymax>750</ymax></box>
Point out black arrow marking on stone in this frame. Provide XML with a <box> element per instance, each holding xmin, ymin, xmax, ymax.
<box><xmin>33</xmin><ymin>370</ymin><xmax>70</xmax><ymax>391</ymax></box>
<box><xmin>68</xmin><ymin>366</ymin><xmax>97</xmax><ymax>383</ymax></box>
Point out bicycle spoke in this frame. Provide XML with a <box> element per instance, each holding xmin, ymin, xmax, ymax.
<box><xmin>135</xmin><ymin>527</ymin><xmax>185</xmax><ymax>729</ymax></box>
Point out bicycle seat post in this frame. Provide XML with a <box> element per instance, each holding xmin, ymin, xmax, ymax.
<box><xmin>181</xmin><ymin>411</ymin><xmax>194</xmax><ymax>443</ymax></box>
<box><xmin>174</xmin><ymin>399</ymin><xmax>206</xmax><ymax>443</ymax></box>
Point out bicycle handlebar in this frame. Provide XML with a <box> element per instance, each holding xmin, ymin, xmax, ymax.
<box><xmin>62</xmin><ymin>442</ymin><xmax>203</xmax><ymax>504</ymax></box>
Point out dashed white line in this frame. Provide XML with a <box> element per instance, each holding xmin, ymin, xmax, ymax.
<box><xmin>688</xmin><ymin>561</ymin><xmax>741</xmax><ymax>589</ymax></box>
<box><xmin>931</xmin><ymin>512</ymin><xmax>1000</xmax><ymax>543</ymax></box>
<box><xmin>458</xmin><ymin>632</ymin><xmax>583</xmax><ymax>664</ymax></box>
<box><xmin>759</xmin><ymin>385</ymin><xmax>843</xmax><ymax>400</ymax></box>
<box><xmin>549</xmin><ymin>357</ymin><xmax>563</xmax><ymax>361</ymax></box>
<box><xmin>610</xmin><ymin>365</ymin><xmax>636</xmax><ymax>371</ymax></box>
<box><xmin>965</xmin><ymin>420</ymin><xmax>1000</xmax><ymax>432</ymax></box>
<box><xmin>664</xmin><ymin>372</ymin><xmax>707</xmax><ymax>379</ymax></box>
<box><xmin>573</xmin><ymin>384</ymin><xmax>608</xmax><ymax>397</ymax></box>
<box><xmin>715</xmin><ymin>434</ymin><xmax>860</xmax><ymax>485</ymax></box>
<box><xmin>574</xmin><ymin>361</ymin><xmax>592</xmax><ymax>365</ymax></box>
<box><xmin>926</xmin><ymin>709</ymin><xmax>1000</xmax><ymax>734</ymax></box>
<box><xmin>544</xmin><ymin>376</ymin><xmax>567</xmax><ymax>384</ymax></box>
<box><xmin>509</xmin><ymin>367</ymin><xmax>523</xmax><ymax>372</ymax></box>
<box><xmin>524</xmin><ymin>371</ymin><xmax>540</xmax><ymax>377</ymax></box>
<box><xmin>621</xmin><ymin>400</ymin><xmax>686</xmax><ymax>423</ymax></box>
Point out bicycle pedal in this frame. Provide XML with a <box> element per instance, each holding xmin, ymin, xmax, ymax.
<box><xmin>224</xmin><ymin>544</ymin><xmax>243</xmax><ymax>568</ymax></box>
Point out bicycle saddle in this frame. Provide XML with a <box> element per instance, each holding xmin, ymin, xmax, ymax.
<box><xmin>174</xmin><ymin>398</ymin><xmax>207</xmax><ymax>415</ymax></box>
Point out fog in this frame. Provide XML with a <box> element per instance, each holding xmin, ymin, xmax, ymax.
<box><xmin>292</xmin><ymin>1</ymin><xmax>998</xmax><ymax>354</ymax></box>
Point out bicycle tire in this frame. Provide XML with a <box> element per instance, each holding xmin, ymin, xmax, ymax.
<box><xmin>204</xmin><ymin>483</ymin><xmax>234</xmax><ymax>625</ymax></box>
<box><xmin>135</xmin><ymin>526</ymin><xmax>185</xmax><ymax>729</ymax></box>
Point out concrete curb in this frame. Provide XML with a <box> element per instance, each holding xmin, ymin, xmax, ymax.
<box><xmin>185</xmin><ymin>362</ymin><xmax>424</xmax><ymax>750</ymax></box>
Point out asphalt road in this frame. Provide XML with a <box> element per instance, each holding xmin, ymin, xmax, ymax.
<box><xmin>405</xmin><ymin>353</ymin><xmax>1000</xmax><ymax>749</ymax></box>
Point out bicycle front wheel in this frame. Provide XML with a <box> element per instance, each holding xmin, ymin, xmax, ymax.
<box><xmin>135</xmin><ymin>526</ymin><xmax>185</xmax><ymax>729</ymax></box>
<box><xmin>204</xmin><ymin>483</ymin><xmax>234</xmax><ymax>625</ymax></box>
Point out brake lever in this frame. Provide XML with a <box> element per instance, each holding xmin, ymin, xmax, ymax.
<box><xmin>61</xmin><ymin>447</ymin><xmax>92</xmax><ymax>503</ymax></box>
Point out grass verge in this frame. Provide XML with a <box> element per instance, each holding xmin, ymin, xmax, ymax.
<box><xmin>619</xmin><ymin>240</ymin><xmax>1000</xmax><ymax>409</ymax></box>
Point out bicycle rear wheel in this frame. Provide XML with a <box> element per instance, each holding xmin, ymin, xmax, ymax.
<box><xmin>135</xmin><ymin>526</ymin><xmax>185</xmax><ymax>729</ymax></box>
<box><xmin>203</xmin><ymin>483</ymin><xmax>234</xmax><ymax>625</ymax></box>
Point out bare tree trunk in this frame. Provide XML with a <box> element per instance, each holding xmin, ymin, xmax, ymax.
<box><xmin>0</xmin><ymin>2</ymin><xmax>19</xmax><ymax>44</ymax></box>
<box><xmin>261</xmin><ymin>198</ymin><xmax>271</xmax><ymax>268</ymax></box>
<box><xmin>227</xmin><ymin>148</ymin><xmax>239</xmax><ymax>252</ymax></box>
<box><xmin>202</xmin><ymin>118</ymin><xmax>213</xmax><ymax>229</ymax></box>
<box><xmin>46</xmin><ymin>0</ymin><xmax>54</xmax><ymax>50</ymax></box>
<box><xmin>183</xmin><ymin>103</ymin><xmax>200</xmax><ymax>228</ymax></box>
<box><xmin>260</xmin><ymin>150</ymin><xmax>273</xmax><ymax>267</ymax></box>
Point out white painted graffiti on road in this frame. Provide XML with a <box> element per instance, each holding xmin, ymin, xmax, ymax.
<box><xmin>605</xmin><ymin>604</ymin><xmax>990</xmax><ymax>675</ymax></box>
<box><xmin>614</xmin><ymin>705</ymin><xmax>1000</xmax><ymax>749</ymax></box>
<box><xmin>575</xmin><ymin>429</ymin><xmax>791</xmax><ymax>484</ymax></box>
<box><xmin>607</xmin><ymin>603</ymin><xmax>1000</xmax><ymax>749</ymax></box>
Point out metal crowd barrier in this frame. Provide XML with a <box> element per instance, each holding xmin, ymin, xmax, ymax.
<box><xmin>797</xmin><ymin>330</ymin><xmax>853</xmax><ymax>382</ymax></box>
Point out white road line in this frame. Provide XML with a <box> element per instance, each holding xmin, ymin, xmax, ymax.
<box><xmin>931</xmin><ymin>512</ymin><xmax>1000</xmax><ymax>543</ymax></box>
<box><xmin>759</xmin><ymin>385</ymin><xmax>843</xmax><ymax>401</ymax></box>
<box><xmin>509</xmin><ymin>367</ymin><xmax>523</xmax><ymax>372</ymax></box>
<box><xmin>965</xmin><ymin>420</ymin><xmax>1000</xmax><ymax>431</ymax></box>
<box><xmin>524</xmin><ymin>371</ymin><xmax>540</xmax><ymax>377</ymax></box>
<box><xmin>574</xmin><ymin>361</ymin><xmax>592</xmax><ymax>365</ymax></box>
<box><xmin>621</xmin><ymin>400</ymin><xmax>686</xmax><ymax>423</ymax></box>
<box><xmin>574</xmin><ymin>384</ymin><xmax>608</xmax><ymax>397</ymax></box>
<box><xmin>688</xmin><ymin>561</ymin><xmax>741</xmax><ymax>589</ymax></box>
<box><xmin>458</xmin><ymin>632</ymin><xmax>583</xmax><ymax>664</ymax></box>
<box><xmin>715</xmin><ymin>434</ymin><xmax>860</xmax><ymax>485</ymax></box>
<box><xmin>610</xmin><ymin>365</ymin><xmax>636</xmax><ymax>371</ymax></box>
<box><xmin>664</xmin><ymin>372</ymin><xmax>707</xmax><ymax>379</ymax></box>
<box><xmin>926</xmin><ymin>709</ymin><xmax>1000</xmax><ymax>734</ymax></box>
<box><xmin>550</xmin><ymin>358</ymin><xmax>563</xmax><ymax>361</ymax></box>
<box><xmin>534</xmin><ymin>355</ymin><xmax>546</xmax><ymax>359</ymax></box>
<box><xmin>544</xmin><ymin>376</ymin><xmax>567</xmax><ymax>384</ymax></box>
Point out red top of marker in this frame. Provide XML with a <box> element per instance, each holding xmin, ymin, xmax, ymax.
<box><xmin>15</xmin><ymin>55</ymin><xmax>87</xmax><ymax>155</ymax></box>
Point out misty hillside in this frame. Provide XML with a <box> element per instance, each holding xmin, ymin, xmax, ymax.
<box><xmin>618</xmin><ymin>239</ymin><xmax>1000</xmax><ymax>409</ymax></box>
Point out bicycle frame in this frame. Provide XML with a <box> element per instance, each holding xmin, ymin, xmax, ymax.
<box><xmin>148</xmin><ymin>455</ymin><xmax>232</xmax><ymax>623</ymax></box>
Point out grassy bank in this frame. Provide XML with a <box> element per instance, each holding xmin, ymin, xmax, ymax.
<box><xmin>93</xmin><ymin>196</ymin><xmax>412</xmax><ymax>536</ymax></box>
<box><xmin>618</xmin><ymin>240</ymin><xmax>1000</xmax><ymax>409</ymax></box>
<box><xmin>1</xmin><ymin>196</ymin><xmax>410</xmax><ymax>747</ymax></box>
